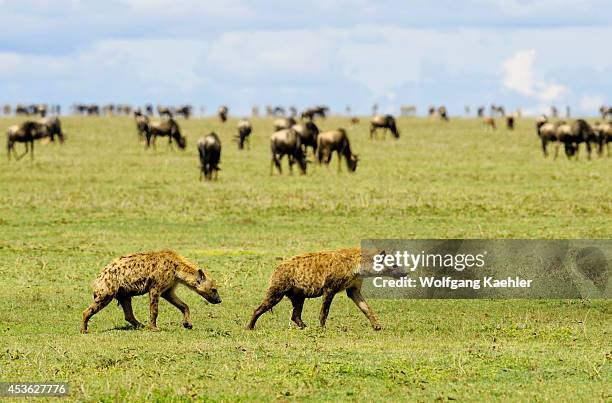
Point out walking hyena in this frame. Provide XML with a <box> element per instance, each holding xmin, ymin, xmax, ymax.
<box><xmin>81</xmin><ymin>250</ymin><xmax>221</xmax><ymax>333</ymax></box>
<box><xmin>247</xmin><ymin>248</ymin><xmax>383</xmax><ymax>330</ymax></box>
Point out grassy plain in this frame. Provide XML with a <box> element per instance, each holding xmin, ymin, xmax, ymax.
<box><xmin>0</xmin><ymin>115</ymin><xmax>610</xmax><ymax>401</ymax></box>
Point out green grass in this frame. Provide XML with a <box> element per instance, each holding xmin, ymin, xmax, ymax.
<box><xmin>0</xmin><ymin>116</ymin><xmax>610</xmax><ymax>401</ymax></box>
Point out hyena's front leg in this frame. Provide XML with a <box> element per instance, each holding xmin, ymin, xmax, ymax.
<box><xmin>346</xmin><ymin>287</ymin><xmax>381</xmax><ymax>330</ymax></box>
<box><xmin>148</xmin><ymin>289</ymin><xmax>161</xmax><ymax>331</ymax></box>
<box><xmin>162</xmin><ymin>289</ymin><xmax>192</xmax><ymax>329</ymax></box>
<box><xmin>81</xmin><ymin>294</ymin><xmax>114</xmax><ymax>334</ymax></box>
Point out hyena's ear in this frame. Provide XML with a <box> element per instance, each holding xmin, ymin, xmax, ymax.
<box><xmin>197</xmin><ymin>269</ymin><xmax>206</xmax><ymax>282</ymax></box>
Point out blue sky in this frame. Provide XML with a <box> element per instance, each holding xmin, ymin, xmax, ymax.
<box><xmin>0</xmin><ymin>0</ymin><xmax>610</xmax><ymax>116</ymax></box>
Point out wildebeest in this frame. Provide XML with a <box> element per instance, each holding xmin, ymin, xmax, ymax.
<box><xmin>157</xmin><ymin>106</ymin><xmax>173</xmax><ymax>117</ymax></box>
<box><xmin>506</xmin><ymin>116</ymin><xmax>515</xmax><ymax>130</ymax></box>
<box><xmin>270</xmin><ymin>128</ymin><xmax>308</xmax><ymax>175</ymax></box>
<box><xmin>536</xmin><ymin>118</ymin><xmax>571</xmax><ymax>158</ymax></box>
<box><xmin>567</xmin><ymin>119</ymin><xmax>596</xmax><ymax>159</ymax></box>
<box><xmin>80</xmin><ymin>250</ymin><xmax>221</xmax><ymax>333</ymax></box>
<box><xmin>7</xmin><ymin>121</ymin><xmax>49</xmax><ymax>160</ymax></box>
<box><xmin>39</xmin><ymin>116</ymin><xmax>64</xmax><ymax>143</ymax></box>
<box><xmin>438</xmin><ymin>106</ymin><xmax>449</xmax><ymax>121</ymax></box>
<box><xmin>301</xmin><ymin>105</ymin><xmax>329</xmax><ymax>120</ymax></box>
<box><xmin>369</xmin><ymin>115</ymin><xmax>400</xmax><ymax>139</ymax></box>
<box><xmin>218</xmin><ymin>106</ymin><xmax>228</xmax><ymax>122</ymax></box>
<box><xmin>273</xmin><ymin>117</ymin><xmax>296</xmax><ymax>131</ymax></box>
<box><xmin>599</xmin><ymin>106</ymin><xmax>612</xmax><ymax>119</ymax></box>
<box><xmin>292</xmin><ymin>121</ymin><xmax>319</xmax><ymax>155</ymax></box>
<box><xmin>237</xmin><ymin>119</ymin><xmax>252</xmax><ymax>150</ymax></box>
<box><xmin>593</xmin><ymin>122</ymin><xmax>611</xmax><ymax>156</ymax></box>
<box><xmin>134</xmin><ymin>111</ymin><xmax>149</xmax><ymax>141</ymax></box>
<box><xmin>146</xmin><ymin>117</ymin><xmax>186</xmax><ymax>150</ymax></box>
<box><xmin>175</xmin><ymin>105</ymin><xmax>192</xmax><ymax>119</ymax></box>
<box><xmin>483</xmin><ymin>117</ymin><xmax>496</xmax><ymax>130</ymax></box>
<box><xmin>198</xmin><ymin>132</ymin><xmax>222</xmax><ymax>181</ymax></box>
<box><xmin>317</xmin><ymin>129</ymin><xmax>359</xmax><ymax>172</ymax></box>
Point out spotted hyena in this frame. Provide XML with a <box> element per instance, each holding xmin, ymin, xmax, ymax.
<box><xmin>81</xmin><ymin>250</ymin><xmax>221</xmax><ymax>333</ymax></box>
<box><xmin>247</xmin><ymin>248</ymin><xmax>385</xmax><ymax>330</ymax></box>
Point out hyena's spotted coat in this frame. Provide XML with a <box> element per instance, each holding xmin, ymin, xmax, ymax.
<box><xmin>247</xmin><ymin>248</ymin><xmax>382</xmax><ymax>330</ymax></box>
<box><xmin>81</xmin><ymin>250</ymin><xmax>221</xmax><ymax>333</ymax></box>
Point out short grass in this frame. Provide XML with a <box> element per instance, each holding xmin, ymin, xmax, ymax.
<box><xmin>0</xmin><ymin>115</ymin><xmax>610</xmax><ymax>401</ymax></box>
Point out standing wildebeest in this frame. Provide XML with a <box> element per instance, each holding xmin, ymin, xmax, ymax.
<box><xmin>599</xmin><ymin>106</ymin><xmax>612</xmax><ymax>119</ymax></box>
<box><xmin>292</xmin><ymin>121</ymin><xmax>319</xmax><ymax>155</ymax></box>
<box><xmin>273</xmin><ymin>117</ymin><xmax>296</xmax><ymax>131</ymax></box>
<box><xmin>301</xmin><ymin>105</ymin><xmax>329</xmax><ymax>120</ymax></box>
<box><xmin>237</xmin><ymin>119</ymin><xmax>252</xmax><ymax>150</ymax></box>
<box><xmin>536</xmin><ymin>117</ymin><xmax>573</xmax><ymax>158</ymax></box>
<box><xmin>198</xmin><ymin>132</ymin><xmax>222</xmax><ymax>181</ymax></box>
<box><xmin>438</xmin><ymin>106</ymin><xmax>449</xmax><ymax>121</ymax></box>
<box><xmin>317</xmin><ymin>129</ymin><xmax>359</xmax><ymax>172</ymax></box>
<box><xmin>270</xmin><ymin>129</ymin><xmax>308</xmax><ymax>175</ymax></box>
<box><xmin>593</xmin><ymin>122</ymin><xmax>611</xmax><ymax>156</ymax></box>
<box><xmin>506</xmin><ymin>116</ymin><xmax>515</xmax><ymax>130</ymax></box>
<box><xmin>7</xmin><ymin>121</ymin><xmax>49</xmax><ymax>160</ymax></box>
<box><xmin>175</xmin><ymin>105</ymin><xmax>192</xmax><ymax>119</ymax></box>
<box><xmin>369</xmin><ymin>115</ymin><xmax>400</xmax><ymax>139</ymax></box>
<box><xmin>134</xmin><ymin>111</ymin><xmax>149</xmax><ymax>141</ymax></box>
<box><xmin>218</xmin><ymin>106</ymin><xmax>228</xmax><ymax>122</ymax></box>
<box><xmin>146</xmin><ymin>118</ymin><xmax>186</xmax><ymax>150</ymax></box>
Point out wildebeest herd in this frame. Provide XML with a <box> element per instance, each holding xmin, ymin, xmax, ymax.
<box><xmin>4</xmin><ymin>104</ymin><xmax>610</xmax><ymax>176</ymax></box>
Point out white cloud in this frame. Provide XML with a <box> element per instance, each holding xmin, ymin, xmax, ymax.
<box><xmin>502</xmin><ymin>49</ymin><xmax>568</xmax><ymax>103</ymax></box>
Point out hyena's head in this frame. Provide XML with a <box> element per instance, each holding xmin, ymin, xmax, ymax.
<box><xmin>195</xmin><ymin>269</ymin><xmax>221</xmax><ymax>304</ymax></box>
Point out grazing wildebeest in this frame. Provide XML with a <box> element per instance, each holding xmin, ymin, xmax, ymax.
<box><xmin>7</xmin><ymin>121</ymin><xmax>48</xmax><ymax>160</ymax></box>
<box><xmin>317</xmin><ymin>129</ymin><xmax>359</xmax><ymax>173</ymax></box>
<box><xmin>369</xmin><ymin>115</ymin><xmax>399</xmax><ymax>139</ymax></box>
<box><xmin>39</xmin><ymin>116</ymin><xmax>64</xmax><ymax>143</ymax></box>
<box><xmin>146</xmin><ymin>118</ymin><xmax>186</xmax><ymax>150</ymax></box>
<box><xmin>593</xmin><ymin>122</ymin><xmax>611</xmax><ymax>156</ymax></box>
<box><xmin>301</xmin><ymin>106</ymin><xmax>329</xmax><ymax>120</ymax></box>
<box><xmin>567</xmin><ymin>119</ymin><xmax>596</xmax><ymax>160</ymax></box>
<box><xmin>292</xmin><ymin>121</ymin><xmax>319</xmax><ymax>155</ymax></box>
<box><xmin>134</xmin><ymin>111</ymin><xmax>150</xmax><ymax>141</ymax></box>
<box><xmin>273</xmin><ymin>117</ymin><xmax>296</xmax><ymax>131</ymax></box>
<box><xmin>483</xmin><ymin>117</ymin><xmax>496</xmax><ymax>130</ymax></box>
<box><xmin>198</xmin><ymin>132</ymin><xmax>222</xmax><ymax>181</ymax></box>
<box><xmin>270</xmin><ymin>128</ymin><xmax>308</xmax><ymax>175</ymax></box>
<box><xmin>218</xmin><ymin>106</ymin><xmax>228</xmax><ymax>122</ymax></box>
<box><xmin>237</xmin><ymin>119</ymin><xmax>252</xmax><ymax>150</ymax></box>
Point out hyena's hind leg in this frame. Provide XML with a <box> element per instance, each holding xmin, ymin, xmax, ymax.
<box><xmin>246</xmin><ymin>289</ymin><xmax>285</xmax><ymax>330</ymax></box>
<box><xmin>117</xmin><ymin>296</ymin><xmax>143</xmax><ymax>329</ymax></box>
<box><xmin>81</xmin><ymin>293</ymin><xmax>114</xmax><ymax>334</ymax></box>
<box><xmin>287</xmin><ymin>292</ymin><xmax>306</xmax><ymax>329</ymax></box>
